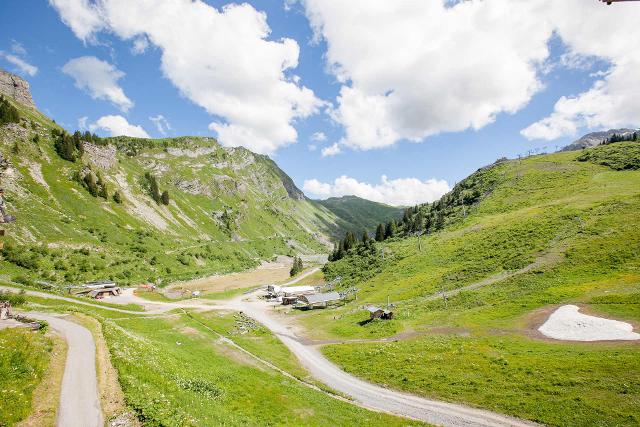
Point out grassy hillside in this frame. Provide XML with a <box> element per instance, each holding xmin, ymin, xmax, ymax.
<box><xmin>294</xmin><ymin>142</ymin><xmax>640</xmax><ymax>425</ymax></box>
<box><xmin>0</xmin><ymin>96</ymin><xmax>343</xmax><ymax>287</ymax></box>
<box><xmin>315</xmin><ymin>195</ymin><xmax>403</xmax><ymax>234</ymax></box>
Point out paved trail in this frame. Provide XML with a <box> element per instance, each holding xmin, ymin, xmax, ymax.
<box><xmin>27</xmin><ymin>313</ymin><xmax>103</xmax><ymax>427</ymax></box>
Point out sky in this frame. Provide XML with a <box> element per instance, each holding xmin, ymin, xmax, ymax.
<box><xmin>1</xmin><ymin>0</ymin><xmax>639</xmax><ymax>206</ymax></box>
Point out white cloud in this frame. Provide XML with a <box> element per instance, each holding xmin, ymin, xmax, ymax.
<box><xmin>303</xmin><ymin>0</ymin><xmax>640</xmax><ymax>148</ymax></box>
<box><xmin>521</xmin><ymin>2</ymin><xmax>640</xmax><ymax>140</ymax></box>
<box><xmin>0</xmin><ymin>52</ymin><xmax>38</xmax><ymax>76</ymax></box>
<box><xmin>89</xmin><ymin>115</ymin><xmax>149</xmax><ymax>138</ymax></box>
<box><xmin>303</xmin><ymin>175</ymin><xmax>450</xmax><ymax>206</ymax></box>
<box><xmin>50</xmin><ymin>0</ymin><xmax>323</xmax><ymax>154</ymax></box>
<box><xmin>149</xmin><ymin>114</ymin><xmax>171</xmax><ymax>135</ymax></box>
<box><xmin>47</xmin><ymin>0</ymin><xmax>105</xmax><ymax>41</ymax></box>
<box><xmin>311</xmin><ymin>132</ymin><xmax>326</xmax><ymax>142</ymax></box>
<box><xmin>303</xmin><ymin>0</ymin><xmax>551</xmax><ymax>151</ymax></box>
<box><xmin>321</xmin><ymin>142</ymin><xmax>341</xmax><ymax>157</ymax></box>
<box><xmin>62</xmin><ymin>56</ymin><xmax>133</xmax><ymax>111</ymax></box>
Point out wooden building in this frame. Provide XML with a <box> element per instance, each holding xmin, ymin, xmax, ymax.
<box><xmin>367</xmin><ymin>306</ymin><xmax>393</xmax><ymax>320</ymax></box>
<box><xmin>297</xmin><ymin>292</ymin><xmax>342</xmax><ymax>309</ymax></box>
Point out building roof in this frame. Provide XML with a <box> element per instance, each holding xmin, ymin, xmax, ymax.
<box><xmin>367</xmin><ymin>306</ymin><xmax>383</xmax><ymax>313</ymax></box>
<box><xmin>301</xmin><ymin>292</ymin><xmax>341</xmax><ymax>304</ymax></box>
<box><xmin>281</xmin><ymin>285</ymin><xmax>316</xmax><ymax>295</ymax></box>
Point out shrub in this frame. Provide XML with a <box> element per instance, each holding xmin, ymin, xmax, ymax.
<box><xmin>0</xmin><ymin>95</ymin><xmax>20</xmax><ymax>125</ymax></box>
<box><xmin>0</xmin><ymin>290</ymin><xmax>26</xmax><ymax>305</ymax></box>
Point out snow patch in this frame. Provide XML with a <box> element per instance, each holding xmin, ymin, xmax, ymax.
<box><xmin>539</xmin><ymin>305</ymin><xmax>640</xmax><ymax>341</ymax></box>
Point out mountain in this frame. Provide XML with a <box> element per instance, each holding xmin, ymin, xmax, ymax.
<box><xmin>0</xmin><ymin>70</ymin><xmax>354</xmax><ymax>286</ymax></box>
<box><xmin>561</xmin><ymin>128</ymin><xmax>637</xmax><ymax>151</ymax></box>
<box><xmin>315</xmin><ymin>141</ymin><xmax>640</xmax><ymax>426</ymax></box>
<box><xmin>315</xmin><ymin>195</ymin><xmax>404</xmax><ymax>234</ymax></box>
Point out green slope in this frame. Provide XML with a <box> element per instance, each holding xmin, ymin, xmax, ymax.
<box><xmin>296</xmin><ymin>143</ymin><xmax>640</xmax><ymax>426</ymax></box>
<box><xmin>0</xmin><ymin>95</ymin><xmax>343</xmax><ymax>286</ymax></box>
<box><xmin>315</xmin><ymin>195</ymin><xmax>403</xmax><ymax>235</ymax></box>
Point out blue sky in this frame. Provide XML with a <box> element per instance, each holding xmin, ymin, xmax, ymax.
<box><xmin>1</xmin><ymin>1</ymin><xmax>638</xmax><ymax>206</ymax></box>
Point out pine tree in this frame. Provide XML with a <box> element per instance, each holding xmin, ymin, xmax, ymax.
<box><xmin>362</xmin><ymin>230</ymin><xmax>370</xmax><ymax>244</ymax></box>
<box><xmin>375</xmin><ymin>223</ymin><xmax>385</xmax><ymax>242</ymax></box>
<box><xmin>161</xmin><ymin>190</ymin><xmax>170</xmax><ymax>205</ymax></box>
<box><xmin>0</xmin><ymin>95</ymin><xmax>20</xmax><ymax>125</ymax></box>
<box><xmin>83</xmin><ymin>173</ymin><xmax>99</xmax><ymax>197</ymax></box>
<box><xmin>145</xmin><ymin>172</ymin><xmax>162</xmax><ymax>204</ymax></box>
<box><xmin>113</xmin><ymin>190</ymin><xmax>123</xmax><ymax>204</ymax></box>
<box><xmin>385</xmin><ymin>219</ymin><xmax>397</xmax><ymax>239</ymax></box>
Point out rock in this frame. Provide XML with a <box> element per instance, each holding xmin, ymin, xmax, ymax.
<box><xmin>0</xmin><ymin>68</ymin><xmax>35</xmax><ymax>108</ymax></box>
<box><xmin>83</xmin><ymin>142</ymin><xmax>117</xmax><ymax>169</ymax></box>
<box><xmin>561</xmin><ymin>128</ymin><xmax>637</xmax><ymax>151</ymax></box>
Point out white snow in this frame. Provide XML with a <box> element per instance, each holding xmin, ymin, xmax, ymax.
<box><xmin>538</xmin><ymin>305</ymin><xmax>640</xmax><ymax>341</ymax></box>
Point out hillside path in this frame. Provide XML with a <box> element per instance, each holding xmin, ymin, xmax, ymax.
<box><xmin>26</xmin><ymin>313</ymin><xmax>103</xmax><ymax>427</ymax></box>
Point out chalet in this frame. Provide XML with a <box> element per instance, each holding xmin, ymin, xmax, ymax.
<box><xmin>367</xmin><ymin>306</ymin><xmax>393</xmax><ymax>320</ymax></box>
<box><xmin>297</xmin><ymin>292</ymin><xmax>342</xmax><ymax>309</ymax></box>
<box><xmin>281</xmin><ymin>285</ymin><xmax>316</xmax><ymax>297</ymax></box>
<box><xmin>280</xmin><ymin>285</ymin><xmax>317</xmax><ymax>305</ymax></box>
<box><xmin>88</xmin><ymin>287</ymin><xmax>121</xmax><ymax>299</ymax></box>
<box><xmin>83</xmin><ymin>280</ymin><xmax>117</xmax><ymax>289</ymax></box>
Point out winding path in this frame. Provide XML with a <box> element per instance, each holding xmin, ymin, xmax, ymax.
<box><xmin>5</xmin><ymin>285</ymin><xmax>535</xmax><ymax>426</ymax></box>
<box><xmin>27</xmin><ymin>313</ymin><xmax>103</xmax><ymax>427</ymax></box>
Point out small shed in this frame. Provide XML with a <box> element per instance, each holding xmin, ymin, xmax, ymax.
<box><xmin>297</xmin><ymin>292</ymin><xmax>342</xmax><ymax>309</ymax></box>
<box><xmin>367</xmin><ymin>306</ymin><xmax>393</xmax><ymax>320</ymax></box>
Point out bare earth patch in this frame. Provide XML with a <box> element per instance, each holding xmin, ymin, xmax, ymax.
<box><xmin>169</xmin><ymin>258</ymin><xmax>295</xmax><ymax>294</ymax></box>
<box><xmin>538</xmin><ymin>305</ymin><xmax>640</xmax><ymax>341</ymax></box>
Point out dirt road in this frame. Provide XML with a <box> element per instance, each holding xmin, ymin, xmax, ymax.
<box><xmin>27</xmin><ymin>313</ymin><xmax>103</xmax><ymax>427</ymax></box>
<box><xmin>9</xmin><ymin>285</ymin><xmax>535</xmax><ymax>426</ymax></box>
<box><xmin>221</xmin><ymin>294</ymin><xmax>535</xmax><ymax>427</ymax></box>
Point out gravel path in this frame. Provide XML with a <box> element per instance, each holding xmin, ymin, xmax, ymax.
<box><xmin>27</xmin><ymin>313</ymin><xmax>103</xmax><ymax>427</ymax></box>
<box><xmin>221</xmin><ymin>294</ymin><xmax>536</xmax><ymax>427</ymax></box>
<box><xmin>6</xmin><ymin>285</ymin><xmax>536</xmax><ymax>426</ymax></box>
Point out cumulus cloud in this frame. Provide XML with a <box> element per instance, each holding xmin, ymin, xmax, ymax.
<box><xmin>304</xmin><ymin>0</ymin><xmax>551</xmax><ymax>151</ymax></box>
<box><xmin>89</xmin><ymin>115</ymin><xmax>149</xmax><ymax>138</ymax></box>
<box><xmin>303</xmin><ymin>0</ymin><xmax>640</xmax><ymax>149</ymax></box>
<box><xmin>303</xmin><ymin>175</ymin><xmax>450</xmax><ymax>206</ymax></box>
<box><xmin>149</xmin><ymin>114</ymin><xmax>171</xmax><ymax>135</ymax></box>
<box><xmin>50</xmin><ymin>0</ymin><xmax>323</xmax><ymax>154</ymax></box>
<box><xmin>48</xmin><ymin>0</ymin><xmax>105</xmax><ymax>41</ymax></box>
<box><xmin>321</xmin><ymin>142</ymin><xmax>341</xmax><ymax>157</ymax></box>
<box><xmin>62</xmin><ymin>56</ymin><xmax>133</xmax><ymax>111</ymax></box>
<box><xmin>521</xmin><ymin>2</ymin><xmax>640</xmax><ymax>140</ymax></box>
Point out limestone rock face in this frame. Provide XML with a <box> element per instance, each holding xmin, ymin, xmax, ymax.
<box><xmin>561</xmin><ymin>128</ymin><xmax>636</xmax><ymax>152</ymax></box>
<box><xmin>0</xmin><ymin>68</ymin><xmax>35</xmax><ymax>108</ymax></box>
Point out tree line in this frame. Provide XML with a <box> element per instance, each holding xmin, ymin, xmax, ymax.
<box><xmin>600</xmin><ymin>132</ymin><xmax>639</xmax><ymax>145</ymax></box>
<box><xmin>329</xmin><ymin>162</ymin><xmax>501</xmax><ymax>263</ymax></box>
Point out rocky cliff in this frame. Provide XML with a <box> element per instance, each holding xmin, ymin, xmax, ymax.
<box><xmin>0</xmin><ymin>69</ymin><xmax>35</xmax><ymax>108</ymax></box>
<box><xmin>561</xmin><ymin>128</ymin><xmax>636</xmax><ymax>151</ymax></box>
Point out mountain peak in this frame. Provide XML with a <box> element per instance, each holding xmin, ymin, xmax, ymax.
<box><xmin>561</xmin><ymin>128</ymin><xmax>637</xmax><ymax>151</ymax></box>
<box><xmin>0</xmin><ymin>68</ymin><xmax>35</xmax><ymax>109</ymax></box>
